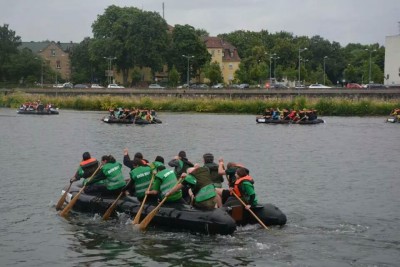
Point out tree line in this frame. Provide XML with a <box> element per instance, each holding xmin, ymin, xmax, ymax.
<box><xmin>0</xmin><ymin>5</ymin><xmax>385</xmax><ymax>87</ymax></box>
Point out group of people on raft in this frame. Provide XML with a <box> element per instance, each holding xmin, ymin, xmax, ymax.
<box><xmin>70</xmin><ymin>150</ymin><xmax>258</xmax><ymax>211</ymax></box>
<box><xmin>108</xmin><ymin>107</ymin><xmax>157</xmax><ymax>122</ymax></box>
<box><xmin>261</xmin><ymin>108</ymin><xmax>318</xmax><ymax>122</ymax></box>
<box><xmin>19</xmin><ymin>100</ymin><xmax>56</xmax><ymax>112</ymax></box>
<box><xmin>389</xmin><ymin>108</ymin><xmax>400</xmax><ymax>122</ymax></box>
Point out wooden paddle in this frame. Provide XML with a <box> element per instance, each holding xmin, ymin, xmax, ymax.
<box><xmin>132</xmin><ymin>173</ymin><xmax>156</xmax><ymax>224</ymax></box>
<box><xmin>232</xmin><ymin>191</ymin><xmax>269</xmax><ymax>230</ymax></box>
<box><xmin>59</xmin><ymin>164</ymin><xmax>102</xmax><ymax>217</ymax></box>
<box><xmin>55</xmin><ymin>180</ymin><xmax>73</xmax><ymax>210</ymax></box>
<box><xmin>102</xmin><ymin>191</ymin><xmax>124</xmax><ymax>220</ymax></box>
<box><xmin>138</xmin><ymin>177</ymin><xmax>183</xmax><ymax>231</ymax></box>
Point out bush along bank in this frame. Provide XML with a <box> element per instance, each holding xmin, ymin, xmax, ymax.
<box><xmin>1</xmin><ymin>92</ymin><xmax>399</xmax><ymax>116</ymax></box>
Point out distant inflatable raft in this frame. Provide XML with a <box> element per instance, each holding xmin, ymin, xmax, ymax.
<box><xmin>256</xmin><ymin>116</ymin><xmax>325</xmax><ymax>124</ymax></box>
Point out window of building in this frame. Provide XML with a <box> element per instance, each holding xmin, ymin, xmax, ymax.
<box><xmin>51</xmin><ymin>49</ymin><xmax>56</xmax><ymax>57</ymax></box>
<box><xmin>229</xmin><ymin>64</ymin><xmax>233</xmax><ymax>70</ymax></box>
<box><xmin>56</xmin><ymin>60</ymin><xmax>61</xmax><ymax>69</ymax></box>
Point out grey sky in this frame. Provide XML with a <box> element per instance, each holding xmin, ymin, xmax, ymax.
<box><xmin>1</xmin><ymin>0</ymin><xmax>399</xmax><ymax>46</ymax></box>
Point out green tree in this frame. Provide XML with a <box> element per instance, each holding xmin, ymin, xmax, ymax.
<box><xmin>167</xmin><ymin>24</ymin><xmax>210</xmax><ymax>83</ymax></box>
<box><xmin>204</xmin><ymin>62</ymin><xmax>223</xmax><ymax>85</ymax></box>
<box><xmin>70</xmin><ymin>37</ymin><xmax>106</xmax><ymax>84</ymax></box>
<box><xmin>0</xmin><ymin>24</ymin><xmax>21</xmax><ymax>82</ymax></box>
<box><xmin>168</xmin><ymin>65</ymin><xmax>180</xmax><ymax>87</ymax></box>
<box><xmin>90</xmin><ymin>5</ymin><xmax>169</xmax><ymax>85</ymax></box>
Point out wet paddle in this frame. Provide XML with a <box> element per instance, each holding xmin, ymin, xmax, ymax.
<box><xmin>232</xmin><ymin>191</ymin><xmax>269</xmax><ymax>230</ymax></box>
<box><xmin>102</xmin><ymin>191</ymin><xmax>124</xmax><ymax>220</ymax></box>
<box><xmin>55</xmin><ymin>180</ymin><xmax>73</xmax><ymax>210</ymax></box>
<box><xmin>132</xmin><ymin>173</ymin><xmax>155</xmax><ymax>225</ymax></box>
<box><xmin>59</xmin><ymin>164</ymin><xmax>102</xmax><ymax>217</ymax></box>
<box><xmin>138</xmin><ymin>177</ymin><xmax>183</xmax><ymax>231</ymax></box>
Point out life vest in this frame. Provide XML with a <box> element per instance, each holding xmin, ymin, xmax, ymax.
<box><xmin>156</xmin><ymin>169</ymin><xmax>182</xmax><ymax>200</ymax></box>
<box><xmin>184</xmin><ymin>173</ymin><xmax>216</xmax><ymax>203</ymax></box>
<box><xmin>101</xmin><ymin>162</ymin><xmax>126</xmax><ymax>190</ymax></box>
<box><xmin>233</xmin><ymin>175</ymin><xmax>254</xmax><ymax>197</ymax></box>
<box><xmin>129</xmin><ymin>165</ymin><xmax>152</xmax><ymax>198</ymax></box>
<box><xmin>78</xmin><ymin>158</ymin><xmax>99</xmax><ymax>179</ymax></box>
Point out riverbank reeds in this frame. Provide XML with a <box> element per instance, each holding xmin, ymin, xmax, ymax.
<box><xmin>1</xmin><ymin>92</ymin><xmax>398</xmax><ymax>116</ymax></box>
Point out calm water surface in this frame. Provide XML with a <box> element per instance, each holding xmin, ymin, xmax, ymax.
<box><xmin>0</xmin><ymin>108</ymin><xmax>399</xmax><ymax>267</ymax></box>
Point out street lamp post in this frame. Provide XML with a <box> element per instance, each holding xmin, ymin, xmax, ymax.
<box><xmin>269</xmin><ymin>55</ymin><xmax>273</xmax><ymax>83</ymax></box>
<box><xmin>182</xmin><ymin>55</ymin><xmax>194</xmax><ymax>87</ymax></box>
<box><xmin>104</xmin><ymin>56</ymin><xmax>116</xmax><ymax>85</ymax></box>
<box><xmin>365</xmin><ymin>48</ymin><xmax>376</xmax><ymax>85</ymax></box>
<box><xmin>323</xmin><ymin>56</ymin><xmax>328</xmax><ymax>85</ymax></box>
<box><xmin>40</xmin><ymin>61</ymin><xmax>43</xmax><ymax>88</ymax></box>
<box><xmin>273</xmin><ymin>55</ymin><xmax>280</xmax><ymax>79</ymax></box>
<box><xmin>298</xmin><ymin>47</ymin><xmax>307</xmax><ymax>85</ymax></box>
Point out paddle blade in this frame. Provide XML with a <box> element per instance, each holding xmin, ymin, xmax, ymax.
<box><xmin>132</xmin><ymin>195</ymin><xmax>148</xmax><ymax>225</ymax></box>
<box><xmin>59</xmin><ymin>188</ymin><xmax>84</xmax><ymax>217</ymax></box>
<box><xmin>137</xmin><ymin>197</ymin><xmax>167</xmax><ymax>231</ymax></box>
<box><xmin>102</xmin><ymin>192</ymin><xmax>123</xmax><ymax>221</ymax></box>
<box><xmin>55</xmin><ymin>183</ymin><xmax>72</xmax><ymax>210</ymax></box>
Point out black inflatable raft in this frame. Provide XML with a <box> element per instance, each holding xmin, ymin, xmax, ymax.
<box><xmin>102</xmin><ymin>116</ymin><xmax>134</xmax><ymax>124</ymax></box>
<box><xmin>256</xmin><ymin>116</ymin><xmax>324</xmax><ymax>124</ymax></box>
<box><xmin>17</xmin><ymin>108</ymin><xmax>59</xmax><ymax>115</ymax></box>
<box><xmin>61</xmin><ymin>183</ymin><xmax>286</xmax><ymax>235</ymax></box>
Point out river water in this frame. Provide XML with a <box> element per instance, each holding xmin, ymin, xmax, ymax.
<box><xmin>0</xmin><ymin>108</ymin><xmax>399</xmax><ymax>267</ymax></box>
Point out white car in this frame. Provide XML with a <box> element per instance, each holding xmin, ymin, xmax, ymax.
<box><xmin>211</xmin><ymin>83</ymin><xmax>224</xmax><ymax>89</ymax></box>
<box><xmin>107</xmin><ymin>84</ymin><xmax>125</xmax><ymax>89</ymax></box>
<box><xmin>308</xmin><ymin>84</ymin><xmax>331</xmax><ymax>89</ymax></box>
<box><xmin>148</xmin><ymin>84</ymin><xmax>165</xmax><ymax>89</ymax></box>
<box><xmin>91</xmin><ymin>84</ymin><xmax>104</xmax><ymax>88</ymax></box>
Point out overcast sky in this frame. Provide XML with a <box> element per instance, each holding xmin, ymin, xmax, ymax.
<box><xmin>1</xmin><ymin>0</ymin><xmax>399</xmax><ymax>46</ymax></box>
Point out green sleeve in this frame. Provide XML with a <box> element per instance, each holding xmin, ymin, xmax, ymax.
<box><xmin>151</xmin><ymin>178</ymin><xmax>161</xmax><ymax>191</ymax></box>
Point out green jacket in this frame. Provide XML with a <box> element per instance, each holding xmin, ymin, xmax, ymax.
<box><xmin>129</xmin><ymin>165</ymin><xmax>152</xmax><ymax>199</ymax></box>
<box><xmin>153</xmin><ymin>169</ymin><xmax>182</xmax><ymax>201</ymax></box>
<box><xmin>100</xmin><ymin>162</ymin><xmax>126</xmax><ymax>190</ymax></box>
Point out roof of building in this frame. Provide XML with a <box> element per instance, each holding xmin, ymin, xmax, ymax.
<box><xmin>202</xmin><ymin>36</ymin><xmax>241</xmax><ymax>62</ymax></box>
<box><xmin>19</xmin><ymin>41</ymin><xmax>76</xmax><ymax>53</ymax></box>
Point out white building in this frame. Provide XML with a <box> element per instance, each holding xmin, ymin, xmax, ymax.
<box><xmin>384</xmin><ymin>35</ymin><xmax>400</xmax><ymax>86</ymax></box>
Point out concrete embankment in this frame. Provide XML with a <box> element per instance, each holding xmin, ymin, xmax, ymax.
<box><xmin>2</xmin><ymin>88</ymin><xmax>400</xmax><ymax>99</ymax></box>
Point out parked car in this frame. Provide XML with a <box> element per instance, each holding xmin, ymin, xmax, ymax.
<box><xmin>63</xmin><ymin>82</ymin><xmax>73</xmax><ymax>88</ymax></box>
<box><xmin>53</xmin><ymin>84</ymin><xmax>63</xmax><ymax>88</ymax></box>
<box><xmin>190</xmin><ymin>84</ymin><xmax>209</xmax><ymax>89</ymax></box>
<box><xmin>346</xmin><ymin>83</ymin><xmax>362</xmax><ymax>89</ymax></box>
<box><xmin>74</xmin><ymin>84</ymin><xmax>89</xmax><ymax>89</ymax></box>
<box><xmin>148</xmin><ymin>84</ymin><xmax>165</xmax><ymax>89</ymax></box>
<box><xmin>211</xmin><ymin>83</ymin><xmax>224</xmax><ymax>89</ymax></box>
<box><xmin>308</xmin><ymin>84</ymin><xmax>331</xmax><ymax>89</ymax></box>
<box><xmin>239</xmin><ymin>83</ymin><xmax>249</xmax><ymax>89</ymax></box>
<box><xmin>107</xmin><ymin>84</ymin><xmax>125</xmax><ymax>89</ymax></box>
<box><xmin>271</xmin><ymin>83</ymin><xmax>288</xmax><ymax>89</ymax></box>
<box><xmin>365</xmin><ymin>83</ymin><xmax>387</xmax><ymax>89</ymax></box>
<box><xmin>91</xmin><ymin>84</ymin><xmax>104</xmax><ymax>88</ymax></box>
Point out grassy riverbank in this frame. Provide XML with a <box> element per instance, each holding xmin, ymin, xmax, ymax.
<box><xmin>1</xmin><ymin>91</ymin><xmax>399</xmax><ymax>116</ymax></box>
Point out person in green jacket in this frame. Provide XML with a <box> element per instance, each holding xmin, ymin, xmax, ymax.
<box><xmin>146</xmin><ymin>156</ymin><xmax>185</xmax><ymax>204</ymax></box>
<box><xmin>70</xmin><ymin>152</ymin><xmax>100</xmax><ymax>185</ymax></box>
<box><xmin>85</xmin><ymin>155</ymin><xmax>126</xmax><ymax>197</ymax></box>
<box><xmin>124</xmin><ymin>157</ymin><xmax>157</xmax><ymax>203</ymax></box>
<box><xmin>166</xmin><ymin>165</ymin><xmax>219</xmax><ymax>210</ymax></box>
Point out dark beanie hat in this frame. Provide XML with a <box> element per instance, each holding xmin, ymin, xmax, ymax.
<box><xmin>82</xmin><ymin>152</ymin><xmax>91</xmax><ymax>161</ymax></box>
<box><xmin>178</xmin><ymin>151</ymin><xmax>186</xmax><ymax>158</ymax></box>
<box><xmin>203</xmin><ymin>153</ymin><xmax>214</xmax><ymax>163</ymax></box>
<box><xmin>155</xmin><ymin>155</ymin><xmax>164</xmax><ymax>164</ymax></box>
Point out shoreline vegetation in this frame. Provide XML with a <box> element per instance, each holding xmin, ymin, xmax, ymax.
<box><xmin>1</xmin><ymin>91</ymin><xmax>399</xmax><ymax>116</ymax></box>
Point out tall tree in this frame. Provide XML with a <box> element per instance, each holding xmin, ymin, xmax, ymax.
<box><xmin>167</xmin><ymin>24</ymin><xmax>210</xmax><ymax>83</ymax></box>
<box><xmin>90</xmin><ymin>5</ymin><xmax>169</xmax><ymax>85</ymax></box>
<box><xmin>0</xmin><ymin>24</ymin><xmax>21</xmax><ymax>82</ymax></box>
